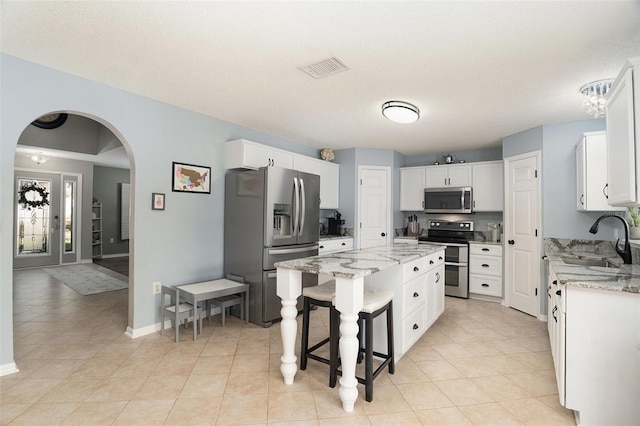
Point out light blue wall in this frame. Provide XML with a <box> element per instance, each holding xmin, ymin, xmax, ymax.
<box><xmin>502</xmin><ymin>126</ymin><xmax>543</xmax><ymax>158</ymax></box>
<box><xmin>405</xmin><ymin>147</ymin><xmax>502</xmax><ymax>167</ymax></box>
<box><xmin>0</xmin><ymin>54</ymin><xmax>318</xmax><ymax>370</ymax></box>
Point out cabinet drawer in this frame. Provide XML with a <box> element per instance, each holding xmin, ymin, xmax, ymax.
<box><xmin>403</xmin><ymin>276</ymin><xmax>426</xmax><ymax>317</ymax></box>
<box><xmin>402</xmin><ymin>307</ymin><xmax>426</xmax><ymax>353</ymax></box>
<box><xmin>469</xmin><ymin>255</ymin><xmax>502</xmax><ymax>276</ymax></box>
<box><xmin>469</xmin><ymin>244</ymin><xmax>503</xmax><ymax>256</ymax></box>
<box><xmin>403</xmin><ymin>257</ymin><xmax>428</xmax><ymax>282</ymax></box>
<box><xmin>425</xmin><ymin>251</ymin><xmax>445</xmax><ymax>269</ymax></box>
<box><xmin>469</xmin><ymin>274</ymin><xmax>503</xmax><ymax>297</ymax></box>
<box><xmin>318</xmin><ymin>238</ymin><xmax>353</xmax><ymax>254</ymax></box>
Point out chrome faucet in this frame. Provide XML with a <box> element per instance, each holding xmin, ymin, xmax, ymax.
<box><xmin>589</xmin><ymin>213</ymin><xmax>632</xmax><ymax>264</ymax></box>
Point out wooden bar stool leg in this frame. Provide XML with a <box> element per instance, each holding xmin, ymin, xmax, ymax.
<box><xmin>300</xmin><ymin>297</ymin><xmax>311</xmax><ymax>370</ymax></box>
<box><xmin>329</xmin><ymin>306</ymin><xmax>340</xmax><ymax>388</ymax></box>
<box><xmin>387</xmin><ymin>303</ymin><xmax>395</xmax><ymax>374</ymax></box>
<box><xmin>365</xmin><ymin>313</ymin><xmax>374</xmax><ymax>402</ymax></box>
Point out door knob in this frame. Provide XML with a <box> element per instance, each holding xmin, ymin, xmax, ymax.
<box><xmin>381</xmin><ymin>232</ymin><xmax>386</xmax><ymax>237</ymax></box>
<box><xmin>508</xmin><ymin>240</ymin><xmax>515</xmax><ymax>245</ymax></box>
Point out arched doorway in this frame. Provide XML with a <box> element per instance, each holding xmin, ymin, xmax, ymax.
<box><xmin>12</xmin><ymin>112</ymin><xmax>134</xmax><ymax>339</ymax></box>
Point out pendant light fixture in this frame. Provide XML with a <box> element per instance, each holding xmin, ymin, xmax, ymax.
<box><xmin>381</xmin><ymin>101</ymin><xmax>420</xmax><ymax>124</ymax></box>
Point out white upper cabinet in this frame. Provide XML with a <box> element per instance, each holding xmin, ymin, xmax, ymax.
<box><xmin>472</xmin><ymin>161</ymin><xmax>503</xmax><ymax>212</ymax></box>
<box><xmin>226</xmin><ymin>139</ymin><xmax>293</xmax><ymax>170</ymax></box>
<box><xmin>576</xmin><ymin>132</ymin><xmax>624</xmax><ymax>211</ymax></box>
<box><xmin>293</xmin><ymin>155</ymin><xmax>340</xmax><ymax>209</ymax></box>
<box><xmin>606</xmin><ymin>57</ymin><xmax>640</xmax><ymax>206</ymax></box>
<box><xmin>425</xmin><ymin>164</ymin><xmax>472</xmax><ymax>188</ymax></box>
<box><xmin>400</xmin><ymin>167</ymin><xmax>426</xmax><ymax>211</ymax></box>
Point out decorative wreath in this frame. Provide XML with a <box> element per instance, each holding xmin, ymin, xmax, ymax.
<box><xmin>18</xmin><ymin>182</ymin><xmax>50</xmax><ymax>210</ymax></box>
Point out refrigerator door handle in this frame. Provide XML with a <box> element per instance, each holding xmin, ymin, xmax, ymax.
<box><xmin>293</xmin><ymin>177</ymin><xmax>299</xmax><ymax>236</ymax></box>
<box><xmin>268</xmin><ymin>244</ymin><xmax>319</xmax><ymax>255</ymax></box>
<box><xmin>299</xmin><ymin>178</ymin><xmax>306</xmax><ymax>236</ymax></box>
<box><xmin>267</xmin><ymin>272</ymin><xmax>277</xmax><ymax>279</ymax></box>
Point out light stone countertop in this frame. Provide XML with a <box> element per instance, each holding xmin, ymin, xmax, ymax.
<box><xmin>469</xmin><ymin>240</ymin><xmax>503</xmax><ymax>246</ymax></box>
<box><xmin>319</xmin><ymin>235</ymin><xmax>352</xmax><ymax>241</ymax></box>
<box><xmin>275</xmin><ymin>243</ymin><xmax>445</xmax><ymax>279</ymax></box>
<box><xmin>544</xmin><ymin>238</ymin><xmax>640</xmax><ymax>294</ymax></box>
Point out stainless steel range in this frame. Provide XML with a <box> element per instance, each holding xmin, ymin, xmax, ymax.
<box><xmin>418</xmin><ymin>220</ymin><xmax>473</xmax><ymax>298</ymax></box>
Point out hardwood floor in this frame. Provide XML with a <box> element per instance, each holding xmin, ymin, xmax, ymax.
<box><xmin>93</xmin><ymin>256</ymin><xmax>129</xmax><ymax>276</ymax></box>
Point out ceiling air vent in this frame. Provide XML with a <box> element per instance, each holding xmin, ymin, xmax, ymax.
<box><xmin>299</xmin><ymin>57</ymin><xmax>349</xmax><ymax>79</ymax></box>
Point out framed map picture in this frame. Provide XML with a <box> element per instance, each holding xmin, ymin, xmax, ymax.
<box><xmin>172</xmin><ymin>162</ymin><xmax>211</xmax><ymax>194</ymax></box>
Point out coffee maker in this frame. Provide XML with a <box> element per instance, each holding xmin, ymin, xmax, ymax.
<box><xmin>327</xmin><ymin>211</ymin><xmax>344</xmax><ymax>236</ymax></box>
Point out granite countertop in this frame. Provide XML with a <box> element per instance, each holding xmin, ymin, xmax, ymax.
<box><xmin>469</xmin><ymin>240</ymin><xmax>503</xmax><ymax>246</ymax></box>
<box><xmin>544</xmin><ymin>238</ymin><xmax>640</xmax><ymax>294</ymax></box>
<box><xmin>319</xmin><ymin>235</ymin><xmax>352</xmax><ymax>241</ymax></box>
<box><xmin>275</xmin><ymin>243</ymin><xmax>445</xmax><ymax>279</ymax></box>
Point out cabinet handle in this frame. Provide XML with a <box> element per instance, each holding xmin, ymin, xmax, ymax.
<box><xmin>319</xmin><ymin>245</ymin><xmax>324</xmax><ymax>249</ymax></box>
<box><xmin>381</xmin><ymin>232</ymin><xmax>386</xmax><ymax>237</ymax></box>
<box><xmin>481</xmin><ymin>264</ymin><xmax>490</xmax><ymax>268</ymax></box>
<box><xmin>482</xmin><ymin>248</ymin><xmax>490</xmax><ymax>251</ymax></box>
<box><xmin>413</xmin><ymin>292</ymin><xmax>419</xmax><ymax>297</ymax></box>
<box><xmin>413</xmin><ymin>266</ymin><xmax>419</xmax><ymax>272</ymax></box>
<box><xmin>473</xmin><ymin>200</ymin><xmax>476</xmax><ymax>208</ymax></box>
<box><xmin>413</xmin><ymin>324</ymin><xmax>419</xmax><ymax>330</ymax></box>
<box><xmin>435</xmin><ymin>272</ymin><xmax>441</xmax><ymax>282</ymax></box>
<box><xmin>580</xmin><ymin>194</ymin><xmax>584</xmax><ymax>205</ymax></box>
<box><xmin>552</xmin><ymin>280</ymin><xmax>558</xmax><ymax>285</ymax></box>
<box><xmin>429</xmin><ymin>260</ymin><xmax>434</xmax><ymax>265</ymax></box>
<box><xmin>481</xmin><ymin>283</ymin><xmax>489</xmax><ymax>287</ymax></box>
<box><xmin>548</xmin><ymin>286</ymin><xmax>551</xmax><ymax>298</ymax></box>
<box><xmin>603</xmin><ymin>183</ymin><xmax>609</xmax><ymax>199</ymax></box>
<box><xmin>341</xmin><ymin>242</ymin><xmax>346</xmax><ymax>246</ymax></box>
<box><xmin>422</xmin><ymin>201</ymin><xmax>425</xmax><ymax>208</ymax></box>
<box><xmin>508</xmin><ymin>240</ymin><xmax>515</xmax><ymax>245</ymax></box>
<box><xmin>439</xmin><ymin>256</ymin><xmax>443</xmax><ymax>260</ymax></box>
<box><xmin>556</xmin><ymin>290</ymin><xmax>561</xmax><ymax>296</ymax></box>
<box><xmin>552</xmin><ymin>306</ymin><xmax>557</xmax><ymax>322</ymax></box>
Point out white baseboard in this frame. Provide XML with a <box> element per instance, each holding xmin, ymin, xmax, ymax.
<box><xmin>0</xmin><ymin>362</ymin><xmax>19</xmax><ymax>377</ymax></box>
<box><xmin>125</xmin><ymin>309</ymin><xmax>221</xmax><ymax>339</ymax></box>
<box><xmin>539</xmin><ymin>314</ymin><xmax>548</xmax><ymax>322</ymax></box>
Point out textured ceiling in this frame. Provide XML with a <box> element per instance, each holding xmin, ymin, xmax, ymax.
<box><xmin>2</xmin><ymin>1</ymin><xmax>640</xmax><ymax>156</ymax></box>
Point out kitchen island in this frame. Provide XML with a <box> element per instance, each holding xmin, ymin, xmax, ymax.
<box><xmin>275</xmin><ymin>243</ymin><xmax>445</xmax><ymax>412</ymax></box>
<box><xmin>544</xmin><ymin>238</ymin><xmax>639</xmax><ymax>425</ymax></box>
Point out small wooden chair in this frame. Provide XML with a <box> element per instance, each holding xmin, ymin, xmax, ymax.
<box><xmin>160</xmin><ymin>285</ymin><xmax>201</xmax><ymax>342</ymax></box>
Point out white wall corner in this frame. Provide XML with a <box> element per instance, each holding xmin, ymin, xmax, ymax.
<box><xmin>0</xmin><ymin>362</ymin><xmax>19</xmax><ymax>377</ymax></box>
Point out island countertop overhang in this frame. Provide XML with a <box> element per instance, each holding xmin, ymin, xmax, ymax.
<box><xmin>275</xmin><ymin>243</ymin><xmax>445</xmax><ymax>279</ymax></box>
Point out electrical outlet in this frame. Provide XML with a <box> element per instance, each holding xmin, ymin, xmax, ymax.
<box><xmin>153</xmin><ymin>281</ymin><xmax>162</xmax><ymax>295</ymax></box>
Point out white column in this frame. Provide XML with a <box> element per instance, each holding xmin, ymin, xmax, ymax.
<box><xmin>334</xmin><ymin>276</ymin><xmax>364</xmax><ymax>412</ymax></box>
<box><xmin>277</xmin><ymin>268</ymin><xmax>302</xmax><ymax>385</ymax></box>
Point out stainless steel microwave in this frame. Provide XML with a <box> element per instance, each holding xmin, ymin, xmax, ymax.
<box><xmin>424</xmin><ymin>187</ymin><xmax>473</xmax><ymax>214</ymax></box>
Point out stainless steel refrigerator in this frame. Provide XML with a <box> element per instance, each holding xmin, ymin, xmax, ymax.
<box><xmin>224</xmin><ymin>167</ymin><xmax>320</xmax><ymax>327</ymax></box>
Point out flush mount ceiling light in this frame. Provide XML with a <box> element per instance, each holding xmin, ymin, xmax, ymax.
<box><xmin>381</xmin><ymin>101</ymin><xmax>420</xmax><ymax>124</ymax></box>
<box><xmin>29</xmin><ymin>152</ymin><xmax>48</xmax><ymax>165</ymax></box>
<box><xmin>580</xmin><ymin>79</ymin><xmax>614</xmax><ymax>118</ymax></box>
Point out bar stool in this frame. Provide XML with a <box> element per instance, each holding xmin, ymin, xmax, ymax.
<box><xmin>332</xmin><ymin>289</ymin><xmax>395</xmax><ymax>402</ymax></box>
<box><xmin>299</xmin><ymin>281</ymin><xmax>340</xmax><ymax>385</ymax></box>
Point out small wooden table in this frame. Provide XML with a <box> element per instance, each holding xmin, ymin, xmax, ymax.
<box><xmin>176</xmin><ymin>279</ymin><xmax>249</xmax><ymax>339</ymax></box>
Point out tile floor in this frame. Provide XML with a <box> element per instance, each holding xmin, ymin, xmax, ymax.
<box><xmin>1</xmin><ymin>268</ymin><xmax>576</xmax><ymax>425</ymax></box>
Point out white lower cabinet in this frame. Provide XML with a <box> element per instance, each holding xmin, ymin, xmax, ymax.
<box><xmin>469</xmin><ymin>243</ymin><xmax>503</xmax><ymax>299</ymax></box>
<box><xmin>548</xmin><ymin>263</ymin><xmax>640</xmax><ymax>424</ymax></box>
<box><xmin>366</xmin><ymin>249</ymin><xmax>445</xmax><ymax>359</ymax></box>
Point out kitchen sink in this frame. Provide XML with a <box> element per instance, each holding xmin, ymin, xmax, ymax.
<box><xmin>561</xmin><ymin>257</ymin><xmax>619</xmax><ymax>268</ymax></box>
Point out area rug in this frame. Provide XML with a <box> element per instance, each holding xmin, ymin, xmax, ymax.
<box><xmin>42</xmin><ymin>264</ymin><xmax>128</xmax><ymax>295</ymax></box>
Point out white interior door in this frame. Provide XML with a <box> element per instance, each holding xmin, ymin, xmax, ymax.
<box><xmin>358</xmin><ymin>166</ymin><xmax>390</xmax><ymax>249</ymax></box>
<box><xmin>504</xmin><ymin>152</ymin><xmax>541</xmax><ymax>317</ymax></box>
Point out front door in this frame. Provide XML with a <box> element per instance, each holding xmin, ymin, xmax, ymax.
<box><xmin>504</xmin><ymin>152</ymin><xmax>541</xmax><ymax>317</ymax></box>
<box><xmin>358</xmin><ymin>166</ymin><xmax>390</xmax><ymax>249</ymax></box>
<box><xmin>14</xmin><ymin>171</ymin><xmax>61</xmax><ymax>268</ymax></box>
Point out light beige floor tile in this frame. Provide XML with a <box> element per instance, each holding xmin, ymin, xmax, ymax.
<box><xmin>225</xmin><ymin>371</ymin><xmax>269</xmax><ymax>396</ymax></box>
<box><xmin>0</xmin><ymin>404</ymin><xmax>29</xmax><ymax>425</ymax></box>
<box><xmin>416</xmin><ymin>359</ymin><xmax>465</xmax><ymax>381</ymax></box>
<box><xmin>386</xmin><ymin>358</ymin><xmax>430</xmax><ymax>384</ymax></box>
<box><xmin>70</xmin><ymin>357</ymin><xmax>124</xmax><ymax>378</ymax></box>
<box><xmin>180</xmin><ymin>373</ymin><xmax>228</xmax><ymax>398</ymax></box>
<box><xmin>471</xmin><ymin>375</ymin><xmax>532</xmax><ymax>401</ymax></box>
<box><xmin>201</xmin><ymin>339</ymin><xmax>238</xmax><ymax>356</ymax></box>
<box><xmin>431</xmin><ymin>343</ymin><xmax>476</xmax><ymax>359</ymax></box>
<box><xmin>460</xmin><ymin>340</ymin><xmax>504</xmax><ymax>357</ymax></box>
<box><xmin>359</xmin><ymin>382</ymin><xmax>411</xmax><ymax>415</ymax></box>
<box><xmin>61</xmin><ymin>401</ymin><xmax>127</xmax><ymax>425</ymax></box>
<box><xmin>317</xmin><ymin>416</ymin><xmax>370</xmax><ymax>425</ymax></box>
<box><xmin>458</xmin><ymin>402</ymin><xmax>524</xmax><ymax>425</ymax></box>
<box><xmin>312</xmin><ymin>389</ymin><xmax>367</xmax><ymax>419</ymax></box>
<box><xmin>152</xmin><ymin>354</ymin><xmax>199</xmax><ymax>376</ymax></box>
<box><xmin>132</xmin><ymin>374</ymin><xmax>187</xmax><ymax>400</ymax></box>
<box><xmin>110</xmin><ymin>356</ymin><xmax>162</xmax><ymax>377</ymax></box>
<box><xmin>164</xmin><ymin>396</ymin><xmax>221</xmax><ymax>425</ymax></box>
<box><xmin>189</xmin><ymin>355</ymin><xmax>233</xmax><ymax>375</ymax></box>
<box><xmin>500</xmin><ymin>398</ymin><xmax>576</xmax><ymax>425</ymax></box>
<box><xmin>269</xmin><ymin>420</ymin><xmax>319</xmax><ymax>426</ymax></box>
<box><xmin>477</xmin><ymin>354</ymin><xmax>529</xmax><ymax>374</ymax></box>
<box><xmin>268</xmin><ymin>391</ymin><xmax>317</xmax><ymax>422</ymax></box>
<box><xmin>40</xmin><ymin>377</ymin><xmax>104</xmax><ymax>403</ymax></box>
<box><xmin>368</xmin><ymin>410</ymin><xmax>421</xmax><ymax>425</ymax></box>
<box><xmin>9</xmin><ymin>402</ymin><xmax>78</xmax><ymax>426</ymax></box>
<box><xmin>85</xmin><ymin>376</ymin><xmax>146</xmax><ymax>402</ymax></box>
<box><xmin>235</xmin><ymin>336</ymin><xmax>270</xmax><ymax>355</ymax></box>
<box><xmin>405</xmin><ymin>342</ymin><xmax>445</xmax><ymax>362</ymax></box>
<box><xmin>129</xmin><ymin>342</ymin><xmax>174</xmax><ymax>359</ymax></box>
<box><xmin>268</xmin><ymin>369</ymin><xmax>313</xmax><ymax>393</ymax></box>
<box><xmin>435</xmin><ymin>378</ymin><xmax>495</xmax><ymax>406</ymax></box>
<box><xmin>449</xmin><ymin>357</ymin><xmax>499</xmax><ymax>378</ymax></box>
<box><xmin>1</xmin><ymin>378</ymin><xmax>62</xmax><ymax>404</ymax></box>
<box><xmin>230</xmin><ymin>354</ymin><xmax>270</xmax><ymax>373</ymax></box>
<box><xmin>492</xmin><ymin>339</ymin><xmax>531</xmax><ymax>355</ymax></box>
<box><xmin>112</xmin><ymin>399</ymin><xmax>174</xmax><ymax>425</ymax></box>
<box><xmin>414</xmin><ymin>406</ymin><xmax>473</xmax><ymax>425</ymax></box>
<box><xmin>505</xmin><ymin>370</ymin><xmax>558</xmax><ymax>397</ymax></box>
<box><xmin>536</xmin><ymin>395</ymin><xmax>577</xmax><ymax>423</ymax></box>
<box><xmin>396</xmin><ymin>382</ymin><xmax>454</xmax><ymax>411</ymax></box>
<box><xmin>216</xmin><ymin>394</ymin><xmax>268</xmax><ymax>425</ymax></box>
<box><xmin>94</xmin><ymin>342</ymin><xmax>141</xmax><ymax>359</ymax></box>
